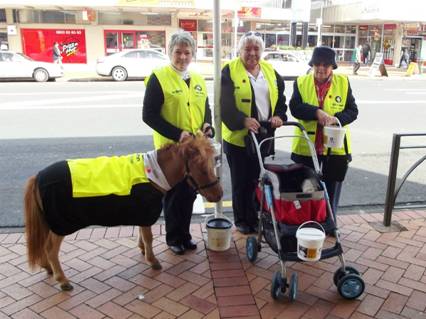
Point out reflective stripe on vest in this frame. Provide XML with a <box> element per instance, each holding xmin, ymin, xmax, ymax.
<box><xmin>292</xmin><ymin>73</ymin><xmax>351</xmax><ymax>156</ymax></box>
<box><xmin>147</xmin><ymin>65</ymin><xmax>207</xmax><ymax>149</ymax></box>
<box><xmin>68</xmin><ymin>153</ymin><xmax>149</xmax><ymax>198</ymax></box>
<box><xmin>222</xmin><ymin>58</ymin><xmax>279</xmax><ymax>147</ymax></box>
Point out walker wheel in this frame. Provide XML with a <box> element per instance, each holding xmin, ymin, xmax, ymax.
<box><xmin>288</xmin><ymin>272</ymin><xmax>298</xmax><ymax>302</ymax></box>
<box><xmin>337</xmin><ymin>274</ymin><xmax>365</xmax><ymax>300</ymax></box>
<box><xmin>271</xmin><ymin>271</ymin><xmax>286</xmax><ymax>300</ymax></box>
<box><xmin>246</xmin><ymin>236</ymin><xmax>258</xmax><ymax>262</ymax></box>
<box><xmin>333</xmin><ymin>266</ymin><xmax>360</xmax><ymax>286</ymax></box>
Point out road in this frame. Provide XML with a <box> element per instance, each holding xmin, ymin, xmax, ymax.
<box><xmin>1</xmin><ymin>78</ymin><xmax>425</xmax><ymax>228</ymax></box>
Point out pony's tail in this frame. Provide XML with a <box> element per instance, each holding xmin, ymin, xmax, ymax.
<box><xmin>24</xmin><ymin>176</ymin><xmax>49</xmax><ymax>270</ymax></box>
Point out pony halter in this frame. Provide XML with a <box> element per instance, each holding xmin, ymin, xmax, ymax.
<box><xmin>184</xmin><ymin>161</ymin><xmax>220</xmax><ymax>191</ymax></box>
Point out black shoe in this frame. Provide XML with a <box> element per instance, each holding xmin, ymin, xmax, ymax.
<box><xmin>169</xmin><ymin>244</ymin><xmax>185</xmax><ymax>255</ymax></box>
<box><xmin>183</xmin><ymin>239</ymin><xmax>197</xmax><ymax>250</ymax></box>
<box><xmin>236</xmin><ymin>224</ymin><xmax>251</xmax><ymax>234</ymax></box>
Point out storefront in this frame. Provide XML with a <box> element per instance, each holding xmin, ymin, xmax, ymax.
<box><xmin>0</xmin><ymin>9</ymin><xmax>7</xmax><ymax>49</ymax></box>
<box><xmin>103</xmin><ymin>30</ymin><xmax>165</xmax><ymax>55</ymax></box>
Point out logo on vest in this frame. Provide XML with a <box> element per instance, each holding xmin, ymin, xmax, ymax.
<box><xmin>194</xmin><ymin>84</ymin><xmax>203</xmax><ymax>92</ymax></box>
<box><xmin>335</xmin><ymin>96</ymin><xmax>342</xmax><ymax>103</ymax></box>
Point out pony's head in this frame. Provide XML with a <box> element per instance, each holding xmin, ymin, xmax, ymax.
<box><xmin>179</xmin><ymin>133</ymin><xmax>223</xmax><ymax>202</ymax></box>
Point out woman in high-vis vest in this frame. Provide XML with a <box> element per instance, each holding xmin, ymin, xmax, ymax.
<box><xmin>143</xmin><ymin>31</ymin><xmax>213</xmax><ymax>255</ymax></box>
<box><xmin>290</xmin><ymin>46</ymin><xmax>358</xmax><ymax>215</ymax></box>
<box><xmin>221</xmin><ymin>31</ymin><xmax>287</xmax><ymax>235</ymax></box>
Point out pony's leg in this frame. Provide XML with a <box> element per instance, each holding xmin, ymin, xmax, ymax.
<box><xmin>139</xmin><ymin>226</ymin><xmax>161</xmax><ymax>270</ymax></box>
<box><xmin>45</xmin><ymin>232</ymin><xmax>73</xmax><ymax>291</ymax></box>
<box><xmin>40</xmin><ymin>254</ymin><xmax>53</xmax><ymax>275</ymax></box>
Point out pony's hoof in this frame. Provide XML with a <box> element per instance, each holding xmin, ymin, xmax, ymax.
<box><xmin>151</xmin><ymin>262</ymin><xmax>162</xmax><ymax>270</ymax></box>
<box><xmin>60</xmin><ymin>283</ymin><xmax>74</xmax><ymax>291</ymax></box>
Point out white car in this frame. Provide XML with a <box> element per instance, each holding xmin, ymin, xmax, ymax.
<box><xmin>262</xmin><ymin>51</ymin><xmax>311</xmax><ymax>79</ymax></box>
<box><xmin>0</xmin><ymin>51</ymin><xmax>63</xmax><ymax>82</ymax></box>
<box><xmin>96</xmin><ymin>49</ymin><xmax>170</xmax><ymax>81</ymax></box>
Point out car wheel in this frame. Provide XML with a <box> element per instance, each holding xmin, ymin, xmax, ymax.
<box><xmin>33</xmin><ymin>68</ymin><xmax>49</xmax><ymax>82</ymax></box>
<box><xmin>111</xmin><ymin>66</ymin><xmax>128</xmax><ymax>81</ymax></box>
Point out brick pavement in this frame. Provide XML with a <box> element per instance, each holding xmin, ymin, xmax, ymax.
<box><xmin>1</xmin><ymin>210</ymin><xmax>426</xmax><ymax>318</ymax></box>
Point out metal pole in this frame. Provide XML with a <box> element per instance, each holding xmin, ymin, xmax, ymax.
<box><xmin>383</xmin><ymin>134</ymin><xmax>401</xmax><ymax>226</ymax></box>
<box><xmin>213</xmin><ymin>0</ymin><xmax>223</xmax><ymax>217</ymax></box>
<box><xmin>233</xmin><ymin>9</ymin><xmax>238</xmax><ymax>58</ymax></box>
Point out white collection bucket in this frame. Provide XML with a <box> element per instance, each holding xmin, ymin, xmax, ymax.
<box><xmin>295</xmin><ymin>221</ymin><xmax>326</xmax><ymax>261</ymax></box>
<box><xmin>323</xmin><ymin>118</ymin><xmax>345</xmax><ymax>148</ymax></box>
<box><xmin>205</xmin><ymin>216</ymin><xmax>232</xmax><ymax>251</ymax></box>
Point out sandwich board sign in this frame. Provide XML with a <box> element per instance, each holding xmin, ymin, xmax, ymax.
<box><xmin>368</xmin><ymin>52</ymin><xmax>387</xmax><ymax>77</ymax></box>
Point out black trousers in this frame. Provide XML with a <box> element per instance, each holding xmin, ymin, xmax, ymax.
<box><xmin>225</xmin><ymin>145</ymin><xmax>260</xmax><ymax>228</ymax></box>
<box><xmin>164</xmin><ymin>179</ymin><xmax>196</xmax><ymax>246</ymax></box>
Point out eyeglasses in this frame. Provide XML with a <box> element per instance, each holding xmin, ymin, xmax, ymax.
<box><xmin>245</xmin><ymin>31</ymin><xmax>262</xmax><ymax>38</ymax></box>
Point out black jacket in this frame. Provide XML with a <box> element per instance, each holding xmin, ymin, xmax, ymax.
<box><xmin>143</xmin><ymin>74</ymin><xmax>212</xmax><ymax>142</ymax></box>
<box><xmin>220</xmin><ymin>63</ymin><xmax>288</xmax><ymax>155</ymax></box>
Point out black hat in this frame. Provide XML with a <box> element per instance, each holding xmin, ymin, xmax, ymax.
<box><xmin>308</xmin><ymin>46</ymin><xmax>338</xmax><ymax>69</ymax></box>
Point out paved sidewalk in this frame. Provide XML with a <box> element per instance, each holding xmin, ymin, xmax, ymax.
<box><xmin>1</xmin><ymin>210</ymin><xmax>426</xmax><ymax>318</ymax></box>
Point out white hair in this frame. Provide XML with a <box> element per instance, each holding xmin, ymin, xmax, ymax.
<box><xmin>238</xmin><ymin>32</ymin><xmax>265</xmax><ymax>55</ymax></box>
<box><xmin>168</xmin><ymin>30</ymin><xmax>196</xmax><ymax>58</ymax></box>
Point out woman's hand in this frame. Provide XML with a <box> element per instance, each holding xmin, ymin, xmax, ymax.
<box><xmin>316</xmin><ymin>109</ymin><xmax>337</xmax><ymax>127</ymax></box>
<box><xmin>270</xmin><ymin>116</ymin><xmax>283</xmax><ymax>128</ymax></box>
<box><xmin>179</xmin><ymin>130</ymin><xmax>192</xmax><ymax>142</ymax></box>
<box><xmin>202</xmin><ymin>123</ymin><xmax>214</xmax><ymax>137</ymax></box>
<box><xmin>244</xmin><ymin>117</ymin><xmax>260</xmax><ymax>133</ymax></box>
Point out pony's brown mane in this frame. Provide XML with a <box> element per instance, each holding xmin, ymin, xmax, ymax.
<box><xmin>162</xmin><ymin>135</ymin><xmax>214</xmax><ymax>165</ymax></box>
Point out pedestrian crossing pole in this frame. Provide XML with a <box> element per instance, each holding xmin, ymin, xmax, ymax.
<box><xmin>213</xmin><ymin>0</ymin><xmax>223</xmax><ymax>218</ymax></box>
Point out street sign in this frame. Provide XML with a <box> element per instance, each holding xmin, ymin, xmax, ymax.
<box><xmin>368</xmin><ymin>52</ymin><xmax>387</xmax><ymax>77</ymax></box>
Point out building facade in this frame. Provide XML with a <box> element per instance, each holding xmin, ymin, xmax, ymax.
<box><xmin>0</xmin><ymin>0</ymin><xmax>425</xmax><ymax>66</ymax></box>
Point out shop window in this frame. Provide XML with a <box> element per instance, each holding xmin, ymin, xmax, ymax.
<box><xmin>334</xmin><ymin>36</ymin><xmax>344</xmax><ymax>48</ymax></box>
<box><xmin>122</xmin><ymin>33</ymin><xmax>135</xmax><ymax>49</ymax></box>
<box><xmin>147</xmin><ymin>14</ymin><xmax>171</xmax><ymax>26</ymax></box>
<box><xmin>277</xmin><ymin>34</ymin><xmax>289</xmax><ymax>46</ymax></box>
<box><xmin>322</xmin><ymin>35</ymin><xmax>333</xmax><ymax>47</ymax></box>
<box><xmin>345</xmin><ymin>25</ymin><xmax>356</xmax><ymax>34</ymax></box>
<box><xmin>334</xmin><ymin>25</ymin><xmax>345</xmax><ymax>34</ymax></box>
<box><xmin>0</xmin><ymin>9</ymin><xmax>6</xmax><ymax>23</ymax></box>
<box><xmin>198</xmin><ymin>20</ymin><xmax>213</xmax><ymax>32</ymax></box>
<box><xmin>282</xmin><ymin>0</ymin><xmax>292</xmax><ymax>8</ymax></box>
<box><xmin>136</xmin><ymin>31</ymin><xmax>165</xmax><ymax>52</ymax></box>
<box><xmin>265</xmin><ymin>34</ymin><xmax>276</xmax><ymax>49</ymax></box>
<box><xmin>105</xmin><ymin>32</ymin><xmax>119</xmax><ymax>55</ymax></box>
<box><xmin>18</xmin><ymin>9</ymin><xmax>76</xmax><ymax>24</ymax></box>
<box><xmin>345</xmin><ymin>36</ymin><xmax>355</xmax><ymax>49</ymax></box>
<box><xmin>308</xmin><ymin>35</ymin><xmax>317</xmax><ymax>47</ymax></box>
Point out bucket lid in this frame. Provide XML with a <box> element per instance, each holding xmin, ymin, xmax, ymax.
<box><xmin>296</xmin><ymin>227</ymin><xmax>325</xmax><ymax>240</ymax></box>
<box><xmin>206</xmin><ymin>218</ymin><xmax>232</xmax><ymax>229</ymax></box>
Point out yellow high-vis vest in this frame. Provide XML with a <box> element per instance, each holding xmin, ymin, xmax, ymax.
<box><xmin>146</xmin><ymin>65</ymin><xmax>207</xmax><ymax>149</ymax></box>
<box><xmin>222</xmin><ymin>58</ymin><xmax>279</xmax><ymax>147</ymax></box>
<box><xmin>67</xmin><ymin>153</ymin><xmax>149</xmax><ymax>198</ymax></box>
<box><xmin>292</xmin><ymin>73</ymin><xmax>351</xmax><ymax>156</ymax></box>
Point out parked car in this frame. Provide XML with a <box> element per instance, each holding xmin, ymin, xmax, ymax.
<box><xmin>262</xmin><ymin>51</ymin><xmax>311</xmax><ymax>79</ymax></box>
<box><xmin>0</xmin><ymin>51</ymin><xmax>63</xmax><ymax>82</ymax></box>
<box><xmin>96</xmin><ymin>49</ymin><xmax>170</xmax><ymax>81</ymax></box>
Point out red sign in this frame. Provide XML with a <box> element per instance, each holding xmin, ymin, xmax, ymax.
<box><xmin>384</xmin><ymin>24</ymin><xmax>397</xmax><ymax>30</ymax></box>
<box><xmin>238</xmin><ymin>7</ymin><xmax>261</xmax><ymax>18</ymax></box>
<box><xmin>179</xmin><ymin>19</ymin><xmax>197</xmax><ymax>32</ymax></box>
<box><xmin>21</xmin><ymin>28</ymin><xmax>87</xmax><ymax>64</ymax></box>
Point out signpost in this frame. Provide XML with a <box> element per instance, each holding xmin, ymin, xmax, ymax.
<box><xmin>368</xmin><ymin>52</ymin><xmax>388</xmax><ymax>77</ymax></box>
